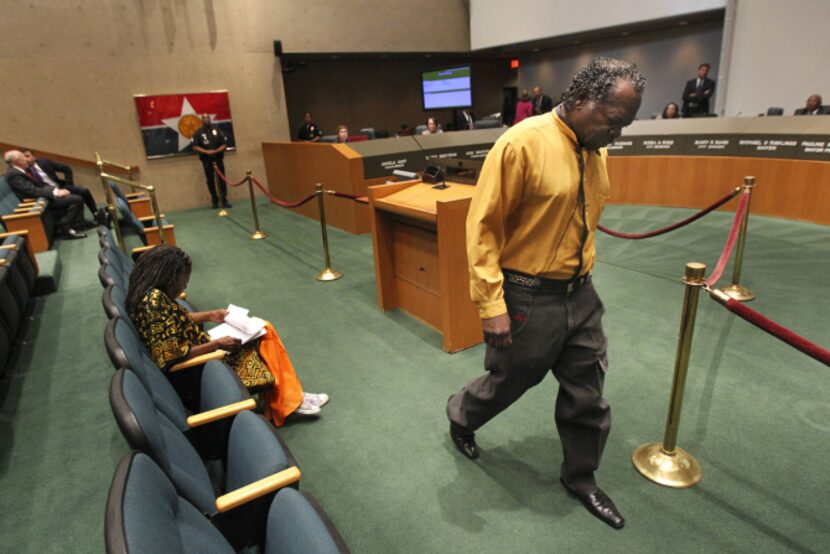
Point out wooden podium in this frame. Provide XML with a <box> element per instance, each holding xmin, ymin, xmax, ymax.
<box><xmin>369</xmin><ymin>180</ymin><xmax>483</xmax><ymax>353</ymax></box>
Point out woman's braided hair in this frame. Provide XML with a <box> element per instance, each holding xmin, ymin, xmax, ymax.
<box><xmin>125</xmin><ymin>245</ymin><xmax>192</xmax><ymax>314</ymax></box>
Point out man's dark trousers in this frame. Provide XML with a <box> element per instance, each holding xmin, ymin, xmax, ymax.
<box><xmin>447</xmin><ymin>279</ymin><xmax>610</xmax><ymax>494</ymax></box>
<box><xmin>200</xmin><ymin>157</ymin><xmax>227</xmax><ymax>204</ymax></box>
<box><xmin>48</xmin><ymin>194</ymin><xmax>84</xmax><ymax>233</ymax></box>
<box><xmin>62</xmin><ymin>185</ymin><xmax>97</xmax><ymax>216</ymax></box>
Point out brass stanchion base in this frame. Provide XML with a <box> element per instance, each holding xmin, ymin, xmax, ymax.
<box><xmin>316</xmin><ymin>267</ymin><xmax>343</xmax><ymax>282</ymax></box>
<box><xmin>632</xmin><ymin>443</ymin><xmax>702</xmax><ymax>488</ymax></box>
<box><xmin>217</xmin><ymin>208</ymin><xmax>229</xmax><ymax>217</ymax></box>
<box><xmin>719</xmin><ymin>284</ymin><xmax>755</xmax><ymax>302</ymax></box>
<box><xmin>250</xmin><ymin>230</ymin><xmax>268</xmax><ymax>240</ymax></box>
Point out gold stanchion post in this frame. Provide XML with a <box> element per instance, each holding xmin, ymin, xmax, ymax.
<box><xmin>247</xmin><ymin>170</ymin><xmax>267</xmax><ymax>240</ymax></box>
<box><xmin>632</xmin><ymin>262</ymin><xmax>706</xmax><ymax>488</ymax></box>
<box><xmin>719</xmin><ymin>176</ymin><xmax>756</xmax><ymax>302</ymax></box>
<box><xmin>147</xmin><ymin>185</ymin><xmax>166</xmax><ymax>245</ymax></box>
<box><xmin>95</xmin><ymin>152</ymin><xmax>127</xmax><ymax>254</ymax></box>
<box><xmin>214</xmin><ymin>163</ymin><xmax>229</xmax><ymax>217</ymax></box>
<box><xmin>314</xmin><ymin>184</ymin><xmax>342</xmax><ymax>282</ymax></box>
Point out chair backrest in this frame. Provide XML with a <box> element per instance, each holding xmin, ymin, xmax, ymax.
<box><xmin>0</xmin><ymin>176</ymin><xmax>20</xmax><ymax>216</ymax></box>
<box><xmin>766</xmin><ymin>107</ymin><xmax>784</xmax><ymax>116</ymax></box>
<box><xmin>358</xmin><ymin>127</ymin><xmax>376</xmax><ymax>140</ymax></box>
<box><xmin>0</xmin><ymin>267</ymin><xmax>22</xmax><ymax>337</ymax></box>
<box><xmin>265</xmin><ymin>488</ymin><xmax>350</xmax><ymax>554</ymax></box>
<box><xmin>115</xmin><ymin>196</ymin><xmax>145</xmax><ymax>235</ymax></box>
<box><xmin>105</xmin><ymin>452</ymin><xmax>234</xmax><ymax>554</ymax></box>
<box><xmin>473</xmin><ymin>118</ymin><xmax>501</xmax><ymax>129</ymax></box>
<box><xmin>0</xmin><ymin>316</ymin><xmax>11</xmax><ymax>375</ymax></box>
<box><xmin>110</xmin><ymin>369</ymin><xmax>217</xmax><ymax>514</ymax></box>
<box><xmin>102</xmin><ymin>283</ymin><xmax>127</xmax><ymax>320</ymax></box>
<box><xmin>414</xmin><ymin>124</ymin><xmax>427</xmax><ymax>134</ymax></box>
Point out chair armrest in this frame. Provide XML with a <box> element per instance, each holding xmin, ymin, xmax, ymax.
<box><xmin>22</xmin><ymin>197</ymin><xmax>36</xmax><ymax>202</ymax></box>
<box><xmin>178</xmin><ymin>292</ymin><xmax>187</xmax><ymax>299</ymax></box>
<box><xmin>13</xmin><ymin>207</ymin><xmax>40</xmax><ymax>214</ymax></box>
<box><xmin>0</xmin><ymin>230</ymin><xmax>29</xmax><ymax>239</ymax></box>
<box><xmin>170</xmin><ymin>349</ymin><xmax>227</xmax><ymax>372</ymax></box>
<box><xmin>125</xmin><ymin>192</ymin><xmax>147</xmax><ymax>199</ymax></box>
<box><xmin>138</xmin><ymin>214</ymin><xmax>165</xmax><ymax>222</ymax></box>
<box><xmin>17</xmin><ymin>201</ymin><xmax>37</xmax><ymax>207</ymax></box>
<box><xmin>0</xmin><ymin>244</ymin><xmax>17</xmax><ymax>250</ymax></box>
<box><xmin>2</xmin><ymin>211</ymin><xmax>42</xmax><ymax>222</ymax></box>
<box><xmin>215</xmin><ymin>466</ymin><xmax>302</xmax><ymax>513</ymax></box>
<box><xmin>186</xmin><ymin>399</ymin><xmax>256</xmax><ymax>428</ymax></box>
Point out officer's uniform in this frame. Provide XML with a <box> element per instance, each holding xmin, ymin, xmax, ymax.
<box><xmin>192</xmin><ymin>125</ymin><xmax>229</xmax><ymax>207</ymax></box>
<box><xmin>297</xmin><ymin>123</ymin><xmax>322</xmax><ymax>141</ymax></box>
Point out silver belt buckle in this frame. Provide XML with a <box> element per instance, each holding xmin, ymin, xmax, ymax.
<box><xmin>566</xmin><ymin>281</ymin><xmax>575</xmax><ymax>294</ymax></box>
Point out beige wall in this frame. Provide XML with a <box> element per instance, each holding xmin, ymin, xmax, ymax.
<box><xmin>0</xmin><ymin>0</ymin><xmax>470</xmax><ymax>210</ymax></box>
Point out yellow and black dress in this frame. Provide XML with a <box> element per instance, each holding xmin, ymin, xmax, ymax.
<box><xmin>131</xmin><ymin>288</ymin><xmax>304</xmax><ymax>426</ymax></box>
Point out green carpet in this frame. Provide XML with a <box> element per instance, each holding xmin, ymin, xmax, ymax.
<box><xmin>0</xmin><ymin>199</ymin><xmax>828</xmax><ymax>553</ymax></box>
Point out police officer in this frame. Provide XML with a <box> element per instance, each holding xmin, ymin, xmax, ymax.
<box><xmin>297</xmin><ymin>111</ymin><xmax>322</xmax><ymax>142</ymax></box>
<box><xmin>192</xmin><ymin>114</ymin><xmax>231</xmax><ymax>209</ymax></box>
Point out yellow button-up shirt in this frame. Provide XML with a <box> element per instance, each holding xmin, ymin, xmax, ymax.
<box><xmin>466</xmin><ymin>110</ymin><xmax>610</xmax><ymax>318</ymax></box>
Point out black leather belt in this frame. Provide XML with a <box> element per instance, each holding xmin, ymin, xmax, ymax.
<box><xmin>503</xmin><ymin>269</ymin><xmax>591</xmax><ymax>294</ymax></box>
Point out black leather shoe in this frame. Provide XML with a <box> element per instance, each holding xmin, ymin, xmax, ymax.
<box><xmin>561</xmin><ymin>479</ymin><xmax>625</xmax><ymax>529</ymax></box>
<box><xmin>62</xmin><ymin>229</ymin><xmax>87</xmax><ymax>240</ymax></box>
<box><xmin>449</xmin><ymin>425</ymin><xmax>479</xmax><ymax>460</ymax></box>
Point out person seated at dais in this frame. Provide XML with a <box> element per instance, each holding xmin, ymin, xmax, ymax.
<box><xmin>336</xmin><ymin>125</ymin><xmax>349</xmax><ymax>143</ymax></box>
<box><xmin>794</xmin><ymin>94</ymin><xmax>829</xmax><ymax>115</ymax></box>
<box><xmin>660</xmin><ymin>102</ymin><xmax>680</xmax><ymax>119</ymax></box>
<box><xmin>125</xmin><ymin>246</ymin><xmax>328</xmax><ymax>425</ymax></box>
<box><xmin>422</xmin><ymin>117</ymin><xmax>443</xmax><ymax>135</ymax></box>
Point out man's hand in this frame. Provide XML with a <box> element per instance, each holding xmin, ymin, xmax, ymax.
<box><xmin>207</xmin><ymin>309</ymin><xmax>227</xmax><ymax>323</ymax></box>
<box><xmin>214</xmin><ymin>336</ymin><xmax>241</xmax><ymax>350</ymax></box>
<box><xmin>53</xmin><ymin>188</ymin><xmax>70</xmax><ymax>198</ymax></box>
<box><xmin>482</xmin><ymin>313</ymin><xmax>512</xmax><ymax>350</ymax></box>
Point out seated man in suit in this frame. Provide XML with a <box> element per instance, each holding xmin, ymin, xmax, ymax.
<box><xmin>794</xmin><ymin>94</ymin><xmax>829</xmax><ymax>115</ymax></box>
<box><xmin>3</xmin><ymin>150</ymin><xmax>87</xmax><ymax>239</ymax></box>
<box><xmin>681</xmin><ymin>63</ymin><xmax>715</xmax><ymax>117</ymax></box>
<box><xmin>20</xmin><ymin>148</ymin><xmax>104</xmax><ymax>225</ymax></box>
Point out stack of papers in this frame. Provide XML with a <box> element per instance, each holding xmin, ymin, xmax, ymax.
<box><xmin>207</xmin><ymin>304</ymin><xmax>266</xmax><ymax>345</ymax></box>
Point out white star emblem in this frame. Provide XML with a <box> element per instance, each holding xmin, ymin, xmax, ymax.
<box><xmin>161</xmin><ymin>98</ymin><xmax>217</xmax><ymax>152</ymax></box>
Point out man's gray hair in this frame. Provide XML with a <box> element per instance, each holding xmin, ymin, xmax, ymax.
<box><xmin>3</xmin><ymin>150</ymin><xmax>21</xmax><ymax>166</ymax></box>
<box><xmin>561</xmin><ymin>57</ymin><xmax>646</xmax><ymax>109</ymax></box>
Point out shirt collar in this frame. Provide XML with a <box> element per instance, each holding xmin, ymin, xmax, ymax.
<box><xmin>552</xmin><ymin>107</ymin><xmax>579</xmax><ymax>149</ymax></box>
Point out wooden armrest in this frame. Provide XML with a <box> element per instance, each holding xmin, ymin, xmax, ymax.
<box><xmin>2</xmin><ymin>212</ymin><xmax>42</xmax><ymax>221</ymax></box>
<box><xmin>125</xmin><ymin>192</ymin><xmax>146</xmax><ymax>199</ymax></box>
<box><xmin>215</xmin><ymin>466</ymin><xmax>302</xmax><ymax>513</ymax></box>
<box><xmin>0</xmin><ymin>244</ymin><xmax>17</xmax><ymax>250</ymax></box>
<box><xmin>0</xmin><ymin>259</ymin><xmax>6</xmax><ymax>266</ymax></box>
<box><xmin>131</xmin><ymin>245</ymin><xmax>155</xmax><ymax>253</ymax></box>
<box><xmin>22</xmin><ymin>197</ymin><xmax>36</xmax><ymax>202</ymax></box>
<box><xmin>169</xmin><ymin>349</ymin><xmax>227</xmax><ymax>372</ymax></box>
<box><xmin>13</xmin><ymin>207</ymin><xmax>40</xmax><ymax>214</ymax></box>
<box><xmin>0</xmin><ymin>230</ymin><xmax>29</xmax><ymax>239</ymax></box>
<box><xmin>178</xmin><ymin>292</ymin><xmax>187</xmax><ymax>299</ymax></box>
<box><xmin>186</xmin><ymin>399</ymin><xmax>256</xmax><ymax>428</ymax></box>
<box><xmin>18</xmin><ymin>201</ymin><xmax>37</xmax><ymax>207</ymax></box>
<box><xmin>138</xmin><ymin>214</ymin><xmax>165</xmax><ymax>222</ymax></box>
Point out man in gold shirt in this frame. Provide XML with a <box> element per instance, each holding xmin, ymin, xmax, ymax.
<box><xmin>446</xmin><ymin>58</ymin><xmax>645</xmax><ymax>529</ymax></box>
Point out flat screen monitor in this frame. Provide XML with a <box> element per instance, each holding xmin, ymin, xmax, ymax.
<box><xmin>422</xmin><ymin>66</ymin><xmax>472</xmax><ymax>110</ymax></box>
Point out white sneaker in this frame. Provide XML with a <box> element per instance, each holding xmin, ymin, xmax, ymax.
<box><xmin>303</xmin><ymin>392</ymin><xmax>330</xmax><ymax>408</ymax></box>
<box><xmin>294</xmin><ymin>401</ymin><xmax>321</xmax><ymax>416</ymax></box>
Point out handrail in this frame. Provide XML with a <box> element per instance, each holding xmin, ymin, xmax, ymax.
<box><xmin>0</xmin><ymin>142</ymin><xmax>139</xmax><ymax>177</ymax></box>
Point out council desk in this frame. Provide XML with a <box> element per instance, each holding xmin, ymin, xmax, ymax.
<box><xmin>262</xmin><ymin>116</ymin><xmax>830</xmax><ymax>230</ymax></box>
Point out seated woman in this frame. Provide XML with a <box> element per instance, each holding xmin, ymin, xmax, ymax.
<box><xmin>661</xmin><ymin>102</ymin><xmax>680</xmax><ymax>119</ymax></box>
<box><xmin>421</xmin><ymin>117</ymin><xmax>443</xmax><ymax>134</ymax></box>
<box><xmin>125</xmin><ymin>245</ymin><xmax>328</xmax><ymax>426</ymax></box>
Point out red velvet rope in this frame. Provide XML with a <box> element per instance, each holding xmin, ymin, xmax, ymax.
<box><xmin>704</xmin><ymin>190</ymin><xmax>749</xmax><ymax>287</ymax></box>
<box><xmin>597</xmin><ymin>188</ymin><xmax>740</xmax><ymax>239</ymax></box>
<box><xmin>722</xmin><ymin>298</ymin><xmax>830</xmax><ymax>366</ymax></box>
<box><xmin>213</xmin><ymin>165</ymin><xmax>249</xmax><ymax>187</ymax></box>
<box><xmin>327</xmin><ymin>191</ymin><xmax>361</xmax><ymax>200</ymax></box>
<box><xmin>249</xmin><ymin>176</ymin><xmax>316</xmax><ymax>208</ymax></box>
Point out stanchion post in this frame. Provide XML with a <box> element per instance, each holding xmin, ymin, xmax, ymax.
<box><xmin>95</xmin><ymin>152</ymin><xmax>127</xmax><ymax>254</ymax></box>
<box><xmin>213</xmin><ymin>163</ymin><xmax>229</xmax><ymax>217</ymax></box>
<box><xmin>247</xmin><ymin>170</ymin><xmax>267</xmax><ymax>240</ymax></box>
<box><xmin>314</xmin><ymin>184</ymin><xmax>343</xmax><ymax>282</ymax></box>
<box><xmin>720</xmin><ymin>176</ymin><xmax>755</xmax><ymax>302</ymax></box>
<box><xmin>632</xmin><ymin>262</ymin><xmax>706</xmax><ymax>488</ymax></box>
<box><xmin>147</xmin><ymin>185</ymin><xmax>166</xmax><ymax>245</ymax></box>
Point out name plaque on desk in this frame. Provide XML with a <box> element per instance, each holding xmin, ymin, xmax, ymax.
<box><xmin>606</xmin><ymin>139</ymin><xmax>639</xmax><ymax>156</ymax></box>
<box><xmin>639</xmin><ymin>135</ymin><xmax>687</xmax><ymax>155</ymax></box>
<box><xmin>795</xmin><ymin>136</ymin><xmax>830</xmax><ymax>161</ymax></box>
<box><xmin>688</xmin><ymin>135</ymin><xmax>738</xmax><ymax>156</ymax></box>
<box><xmin>734</xmin><ymin>135</ymin><xmax>800</xmax><ymax>159</ymax></box>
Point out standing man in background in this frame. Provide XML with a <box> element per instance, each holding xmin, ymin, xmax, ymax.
<box><xmin>446</xmin><ymin>57</ymin><xmax>645</xmax><ymax>530</ymax></box>
<box><xmin>297</xmin><ymin>111</ymin><xmax>322</xmax><ymax>142</ymax></box>
<box><xmin>192</xmin><ymin>114</ymin><xmax>230</xmax><ymax>209</ymax></box>
<box><xmin>532</xmin><ymin>85</ymin><xmax>554</xmax><ymax>115</ymax></box>
<box><xmin>681</xmin><ymin>63</ymin><xmax>715</xmax><ymax>117</ymax></box>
